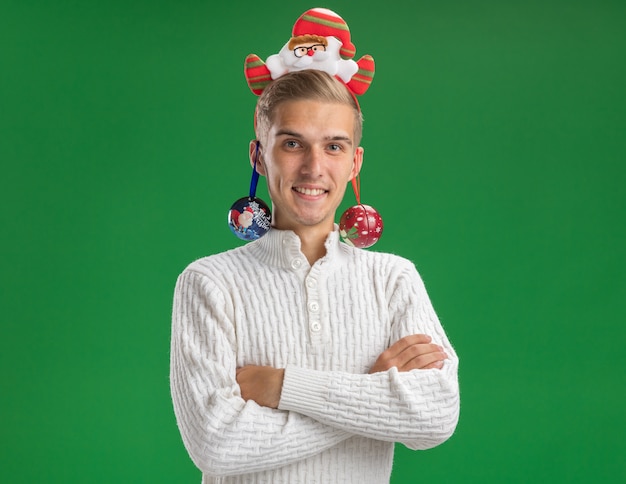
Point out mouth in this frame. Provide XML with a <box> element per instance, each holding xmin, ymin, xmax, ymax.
<box><xmin>293</xmin><ymin>187</ymin><xmax>327</xmax><ymax>197</ymax></box>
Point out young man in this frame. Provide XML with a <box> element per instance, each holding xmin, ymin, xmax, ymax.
<box><xmin>170</xmin><ymin>70</ymin><xmax>459</xmax><ymax>483</ymax></box>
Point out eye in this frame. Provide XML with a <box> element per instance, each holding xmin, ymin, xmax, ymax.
<box><xmin>284</xmin><ymin>140</ymin><xmax>300</xmax><ymax>149</ymax></box>
<box><xmin>327</xmin><ymin>143</ymin><xmax>342</xmax><ymax>152</ymax></box>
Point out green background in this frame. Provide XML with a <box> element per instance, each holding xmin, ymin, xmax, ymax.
<box><xmin>2</xmin><ymin>0</ymin><xmax>625</xmax><ymax>482</ymax></box>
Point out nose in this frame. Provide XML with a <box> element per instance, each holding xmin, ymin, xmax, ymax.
<box><xmin>302</xmin><ymin>147</ymin><xmax>323</xmax><ymax>176</ymax></box>
<box><xmin>307</xmin><ymin>49</ymin><xmax>315</xmax><ymax>57</ymax></box>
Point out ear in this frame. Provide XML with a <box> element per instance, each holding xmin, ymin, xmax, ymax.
<box><xmin>350</xmin><ymin>146</ymin><xmax>364</xmax><ymax>180</ymax></box>
<box><xmin>249</xmin><ymin>140</ymin><xmax>266</xmax><ymax>176</ymax></box>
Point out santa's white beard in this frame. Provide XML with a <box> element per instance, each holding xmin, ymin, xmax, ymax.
<box><xmin>266</xmin><ymin>37</ymin><xmax>357</xmax><ymax>83</ymax></box>
<box><xmin>284</xmin><ymin>49</ymin><xmax>338</xmax><ymax>75</ymax></box>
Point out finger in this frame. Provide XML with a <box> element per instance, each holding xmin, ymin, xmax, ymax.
<box><xmin>373</xmin><ymin>344</ymin><xmax>444</xmax><ymax>373</ymax></box>
<box><xmin>399</xmin><ymin>350</ymin><xmax>448</xmax><ymax>371</ymax></box>
<box><xmin>384</xmin><ymin>334</ymin><xmax>432</xmax><ymax>357</ymax></box>
<box><xmin>390</xmin><ymin>334</ymin><xmax>432</xmax><ymax>351</ymax></box>
<box><xmin>394</xmin><ymin>342</ymin><xmax>444</xmax><ymax>366</ymax></box>
<box><xmin>422</xmin><ymin>360</ymin><xmax>445</xmax><ymax>370</ymax></box>
<box><xmin>369</xmin><ymin>336</ymin><xmax>442</xmax><ymax>374</ymax></box>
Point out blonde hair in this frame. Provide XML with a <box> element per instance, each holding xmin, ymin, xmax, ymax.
<box><xmin>255</xmin><ymin>70</ymin><xmax>363</xmax><ymax>146</ymax></box>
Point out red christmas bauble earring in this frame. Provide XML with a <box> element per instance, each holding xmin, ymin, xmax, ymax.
<box><xmin>339</xmin><ymin>175</ymin><xmax>383</xmax><ymax>248</ymax></box>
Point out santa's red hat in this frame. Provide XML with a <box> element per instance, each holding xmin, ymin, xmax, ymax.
<box><xmin>291</xmin><ymin>8</ymin><xmax>356</xmax><ymax>59</ymax></box>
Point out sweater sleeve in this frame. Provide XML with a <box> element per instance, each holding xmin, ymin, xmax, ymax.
<box><xmin>170</xmin><ymin>269</ymin><xmax>352</xmax><ymax>477</ymax></box>
<box><xmin>278</xmin><ymin>259</ymin><xmax>460</xmax><ymax>450</ymax></box>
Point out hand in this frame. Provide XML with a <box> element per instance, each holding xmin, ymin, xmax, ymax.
<box><xmin>369</xmin><ymin>334</ymin><xmax>448</xmax><ymax>374</ymax></box>
<box><xmin>236</xmin><ymin>365</ymin><xmax>285</xmax><ymax>409</ymax></box>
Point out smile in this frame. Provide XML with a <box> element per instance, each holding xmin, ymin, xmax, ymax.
<box><xmin>293</xmin><ymin>187</ymin><xmax>327</xmax><ymax>196</ymax></box>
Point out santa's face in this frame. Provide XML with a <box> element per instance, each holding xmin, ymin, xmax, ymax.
<box><xmin>253</xmin><ymin>100</ymin><xmax>362</xmax><ymax>237</ymax></box>
<box><xmin>238</xmin><ymin>210</ymin><xmax>253</xmax><ymax>228</ymax></box>
<box><xmin>279</xmin><ymin>36</ymin><xmax>341</xmax><ymax>72</ymax></box>
<box><xmin>293</xmin><ymin>43</ymin><xmax>326</xmax><ymax>58</ymax></box>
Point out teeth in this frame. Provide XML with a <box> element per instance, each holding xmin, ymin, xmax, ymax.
<box><xmin>295</xmin><ymin>187</ymin><xmax>325</xmax><ymax>196</ymax></box>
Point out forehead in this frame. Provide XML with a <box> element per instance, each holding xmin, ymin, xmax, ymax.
<box><xmin>269</xmin><ymin>99</ymin><xmax>356</xmax><ymax>137</ymax></box>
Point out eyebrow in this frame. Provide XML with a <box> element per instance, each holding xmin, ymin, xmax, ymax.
<box><xmin>274</xmin><ymin>129</ymin><xmax>302</xmax><ymax>138</ymax></box>
<box><xmin>274</xmin><ymin>130</ymin><xmax>353</xmax><ymax>145</ymax></box>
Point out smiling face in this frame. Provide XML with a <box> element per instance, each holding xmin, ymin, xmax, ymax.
<box><xmin>253</xmin><ymin>99</ymin><xmax>363</xmax><ymax>236</ymax></box>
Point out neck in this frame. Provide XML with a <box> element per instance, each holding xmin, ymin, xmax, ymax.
<box><xmin>295</xmin><ymin>227</ymin><xmax>331</xmax><ymax>265</ymax></box>
<box><xmin>271</xmin><ymin>211</ymin><xmax>336</xmax><ymax>265</ymax></box>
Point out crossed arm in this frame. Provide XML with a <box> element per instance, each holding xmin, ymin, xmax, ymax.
<box><xmin>171</xmin><ymin>264</ymin><xmax>459</xmax><ymax>476</ymax></box>
<box><xmin>237</xmin><ymin>334</ymin><xmax>449</xmax><ymax>409</ymax></box>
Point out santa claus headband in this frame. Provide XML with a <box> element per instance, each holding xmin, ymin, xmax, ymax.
<box><xmin>230</xmin><ymin>8</ymin><xmax>383</xmax><ymax>248</ymax></box>
<box><xmin>244</xmin><ymin>8</ymin><xmax>375</xmax><ymax>98</ymax></box>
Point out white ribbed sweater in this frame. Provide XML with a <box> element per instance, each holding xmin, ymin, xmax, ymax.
<box><xmin>170</xmin><ymin>228</ymin><xmax>459</xmax><ymax>483</ymax></box>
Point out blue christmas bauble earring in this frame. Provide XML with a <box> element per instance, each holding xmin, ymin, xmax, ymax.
<box><xmin>227</xmin><ymin>141</ymin><xmax>272</xmax><ymax>241</ymax></box>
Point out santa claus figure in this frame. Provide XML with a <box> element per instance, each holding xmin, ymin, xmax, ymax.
<box><xmin>265</xmin><ymin>33</ymin><xmax>358</xmax><ymax>83</ymax></box>
<box><xmin>228</xmin><ymin>196</ymin><xmax>271</xmax><ymax>240</ymax></box>
<box><xmin>235</xmin><ymin>207</ymin><xmax>254</xmax><ymax>230</ymax></box>
<box><xmin>244</xmin><ymin>8</ymin><xmax>375</xmax><ymax>96</ymax></box>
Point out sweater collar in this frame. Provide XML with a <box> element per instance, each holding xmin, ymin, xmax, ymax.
<box><xmin>248</xmin><ymin>225</ymin><xmax>345</xmax><ymax>270</ymax></box>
